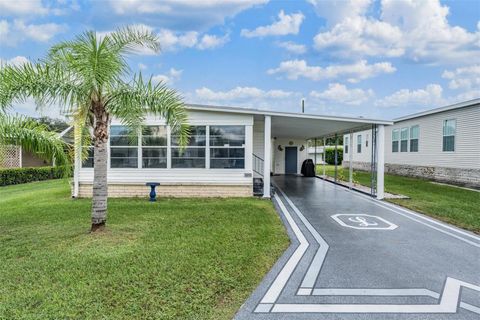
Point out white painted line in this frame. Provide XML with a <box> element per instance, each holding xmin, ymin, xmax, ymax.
<box><xmin>272</xmin><ymin>278</ymin><xmax>480</xmax><ymax>313</ymax></box>
<box><xmin>257</xmin><ymin>193</ymin><xmax>309</xmax><ymax>305</ymax></box>
<box><xmin>275</xmin><ymin>187</ymin><xmax>329</xmax><ymax>289</ymax></box>
<box><xmin>312</xmin><ymin>288</ymin><xmax>439</xmax><ymax>297</ymax></box>
<box><xmin>254</xmin><ymin>303</ymin><xmax>273</xmax><ymax>313</ymax></box>
<box><xmin>297</xmin><ymin>288</ymin><xmax>312</xmax><ymax>295</ymax></box>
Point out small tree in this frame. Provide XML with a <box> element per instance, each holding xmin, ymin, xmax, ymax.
<box><xmin>0</xmin><ymin>26</ymin><xmax>189</xmax><ymax>232</ymax></box>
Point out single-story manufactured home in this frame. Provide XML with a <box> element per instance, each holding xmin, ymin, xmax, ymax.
<box><xmin>73</xmin><ymin>104</ymin><xmax>392</xmax><ymax>199</ymax></box>
<box><xmin>343</xmin><ymin>99</ymin><xmax>480</xmax><ymax>188</ymax></box>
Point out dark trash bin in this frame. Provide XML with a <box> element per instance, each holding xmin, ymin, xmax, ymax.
<box><xmin>301</xmin><ymin>159</ymin><xmax>316</xmax><ymax>177</ymax></box>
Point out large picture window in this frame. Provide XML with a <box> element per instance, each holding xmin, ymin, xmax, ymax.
<box><xmin>410</xmin><ymin>125</ymin><xmax>419</xmax><ymax>152</ymax></box>
<box><xmin>142</xmin><ymin>126</ymin><xmax>167</xmax><ymax>168</ymax></box>
<box><xmin>443</xmin><ymin>119</ymin><xmax>456</xmax><ymax>152</ymax></box>
<box><xmin>392</xmin><ymin>129</ymin><xmax>399</xmax><ymax>152</ymax></box>
<box><xmin>209</xmin><ymin>126</ymin><xmax>245</xmax><ymax>169</ymax></box>
<box><xmin>171</xmin><ymin>126</ymin><xmax>206</xmax><ymax>168</ymax></box>
<box><xmin>110</xmin><ymin>126</ymin><xmax>138</xmax><ymax>168</ymax></box>
<box><xmin>400</xmin><ymin>127</ymin><xmax>408</xmax><ymax>152</ymax></box>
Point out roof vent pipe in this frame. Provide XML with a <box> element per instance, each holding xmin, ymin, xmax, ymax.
<box><xmin>302</xmin><ymin>98</ymin><xmax>305</xmax><ymax>113</ymax></box>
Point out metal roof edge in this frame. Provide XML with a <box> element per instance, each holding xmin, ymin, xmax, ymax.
<box><xmin>393</xmin><ymin>98</ymin><xmax>480</xmax><ymax>122</ymax></box>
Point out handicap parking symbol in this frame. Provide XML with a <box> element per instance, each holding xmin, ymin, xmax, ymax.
<box><xmin>331</xmin><ymin>214</ymin><xmax>398</xmax><ymax>230</ymax></box>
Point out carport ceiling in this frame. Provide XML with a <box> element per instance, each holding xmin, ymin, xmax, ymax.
<box><xmin>271</xmin><ymin>116</ymin><xmax>385</xmax><ymax>139</ymax></box>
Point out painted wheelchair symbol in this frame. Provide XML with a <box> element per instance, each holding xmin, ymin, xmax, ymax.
<box><xmin>331</xmin><ymin>214</ymin><xmax>398</xmax><ymax>230</ymax></box>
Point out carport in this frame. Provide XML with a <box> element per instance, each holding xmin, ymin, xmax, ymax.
<box><xmin>260</xmin><ymin>111</ymin><xmax>392</xmax><ymax>199</ymax></box>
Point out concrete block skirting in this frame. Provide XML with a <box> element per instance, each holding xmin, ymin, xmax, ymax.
<box><xmin>77</xmin><ymin>183</ymin><xmax>253</xmax><ymax>198</ymax></box>
<box><xmin>343</xmin><ymin>161</ymin><xmax>480</xmax><ymax>188</ymax></box>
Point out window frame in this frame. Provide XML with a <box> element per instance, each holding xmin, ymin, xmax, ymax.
<box><xmin>442</xmin><ymin>119</ymin><xmax>456</xmax><ymax>152</ymax></box>
<box><xmin>344</xmin><ymin>136</ymin><xmax>349</xmax><ymax>154</ymax></box>
<box><xmin>170</xmin><ymin>125</ymin><xmax>207</xmax><ymax>169</ymax></box>
<box><xmin>109</xmin><ymin>125</ymin><xmax>139</xmax><ymax>169</ymax></box>
<box><xmin>400</xmin><ymin>127</ymin><xmax>409</xmax><ymax>152</ymax></box>
<box><xmin>409</xmin><ymin>125</ymin><xmax>419</xmax><ymax>152</ymax></box>
<box><xmin>141</xmin><ymin>125</ymin><xmax>168</xmax><ymax>169</ymax></box>
<box><xmin>391</xmin><ymin>129</ymin><xmax>399</xmax><ymax>153</ymax></box>
<box><xmin>209</xmin><ymin>125</ymin><xmax>246</xmax><ymax>169</ymax></box>
<box><xmin>357</xmin><ymin>134</ymin><xmax>362</xmax><ymax>153</ymax></box>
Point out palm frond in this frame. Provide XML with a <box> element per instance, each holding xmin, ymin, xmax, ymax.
<box><xmin>108</xmin><ymin>25</ymin><xmax>161</xmax><ymax>55</ymax></box>
<box><xmin>0</xmin><ymin>115</ymin><xmax>72</xmax><ymax>175</ymax></box>
<box><xmin>106</xmin><ymin>75</ymin><xmax>190</xmax><ymax>146</ymax></box>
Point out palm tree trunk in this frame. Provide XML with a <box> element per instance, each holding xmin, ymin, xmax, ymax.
<box><xmin>91</xmin><ymin>103</ymin><xmax>109</xmax><ymax>232</ymax></box>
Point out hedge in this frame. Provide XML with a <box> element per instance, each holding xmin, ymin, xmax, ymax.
<box><xmin>0</xmin><ymin>166</ymin><xmax>70</xmax><ymax>186</ymax></box>
<box><xmin>324</xmin><ymin>146</ymin><xmax>343</xmax><ymax>165</ymax></box>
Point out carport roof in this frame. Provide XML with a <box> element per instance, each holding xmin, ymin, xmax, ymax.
<box><xmin>186</xmin><ymin>103</ymin><xmax>393</xmax><ymax>139</ymax></box>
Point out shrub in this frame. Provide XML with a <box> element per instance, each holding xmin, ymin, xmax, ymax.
<box><xmin>324</xmin><ymin>146</ymin><xmax>343</xmax><ymax>165</ymax></box>
<box><xmin>0</xmin><ymin>166</ymin><xmax>70</xmax><ymax>186</ymax></box>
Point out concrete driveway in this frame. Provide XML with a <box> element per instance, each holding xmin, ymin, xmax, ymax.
<box><xmin>235</xmin><ymin>175</ymin><xmax>480</xmax><ymax>320</ymax></box>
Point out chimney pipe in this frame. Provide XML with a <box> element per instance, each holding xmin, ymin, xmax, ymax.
<box><xmin>301</xmin><ymin>99</ymin><xmax>305</xmax><ymax>113</ymax></box>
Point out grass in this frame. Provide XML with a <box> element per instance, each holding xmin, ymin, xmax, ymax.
<box><xmin>317</xmin><ymin>164</ymin><xmax>480</xmax><ymax>234</ymax></box>
<box><xmin>0</xmin><ymin>180</ymin><xmax>289</xmax><ymax>320</ymax></box>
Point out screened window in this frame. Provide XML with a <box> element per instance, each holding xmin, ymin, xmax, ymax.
<box><xmin>171</xmin><ymin>126</ymin><xmax>206</xmax><ymax>168</ymax></box>
<box><xmin>410</xmin><ymin>125</ymin><xmax>419</xmax><ymax>152</ymax></box>
<box><xmin>392</xmin><ymin>129</ymin><xmax>399</xmax><ymax>152</ymax></box>
<box><xmin>357</xmin><ymin>135</ymin><xmax>362</xmax><ymax>153</ymax></box>
<box><xmin>81</xmin><ymin>146</ymin><xmax>94</xmax><ymax>168</ymax></box>
<box><xmin>142</xmin><ymin>126</ymin><xmax>167</xmax><ymax>168</ymax></box>
<box><xmin>344</xmin><ymin>136</ymin><xmax>349</xmax><ymax>154</ymax></box>
<box><xmin>400</xmin><ymin>127</ymin><xmax>408</xmax><ymax>152</ymax></box>
<box><xmin>110</xmin><ymin>126</ymin><xmax>138</xmax><ymax>168</ymax></box>
<box><xmin>443</xmin><ymin>119</ymin><xmax>456</xmax><ymax>152</ymax></box>
<box><xmin>366</xmin><ymin>134</ymin><xmax>369</xmax><ymax>148</ymax></box>
<box><xmin>209</xmin><ymin>126</ymin><xmax>245</xmax><ymax>168</ymax></box>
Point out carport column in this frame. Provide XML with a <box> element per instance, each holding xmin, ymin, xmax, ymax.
<box><xmin>263</xmin><ymin>115</ymin><xmax>272</xmax><ymax>198</ymax></box>
<box><xmin>376</xmin><ymin>125</ymin><xmax>385</xmax><ymax>199</ymax></box>
<box><xmin>349</xmin><ymin>131</ymin><xmax>353</xmax><ymax>189</ymax></box>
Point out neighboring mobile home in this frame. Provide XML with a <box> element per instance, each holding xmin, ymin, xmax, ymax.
<box><xmin>343</xmin><ymin>99</ymin><xmax>480</xmax><ymax>188</ymax></box>
<box><xmin>73</xmin><ymin>104</ymin><xmax>392</xmax><ymax>199</ymax></box>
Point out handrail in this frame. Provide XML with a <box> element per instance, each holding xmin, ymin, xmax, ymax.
<box><xmin>253</xmin><ymin>153</ymin><xmax>264</xmax><ymax>177</ymax></box>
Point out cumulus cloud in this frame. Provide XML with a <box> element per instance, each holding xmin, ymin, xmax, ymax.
<box><xmin>0</xmin><ymin>19</ymin><xmax>66</xmax><ymax>46</ymax></box>
<box><xmin>308</xmin><ymin>0</ymin><xmax>372</xmax><ymax>26</ymax></box>
<box><xmin>276</xmin><ymin>41</ymin><xmax>307</xmax><ymax>54</ymax></box>
<box><xmin>152</xmin><ymin>68</ymin><xmax>183</xmax><ymax>85</ymax></box>
<box><xmin>241</xmin><ymin>10</ymin><xmax>304</xmax><ymax>38</ymax></box>
<box><xmin>311</xmin><ymin>0</ymin><xmax>480</xmax><ymax>64</ymax></box>
<box><xmin>310</xmin><ymin>83</ymin><xmax>374</xmax><ymax>105</ymax></box>
<box><xmin>195</xmin><ymin>86</ymin><xmax>296</xmax><ymax>101</ymax></box>
<box><xmin>105</xmin><ymin>0</ymin><xmax>268</xmax><ymax>31</ymax></box>
<box><xmin>197</xmin><ymin>33</ymin><xmax>230</xmax><ymax>50</ymax></box>
<box><xmin>442</xmin><ymin>65</ymin><xmax>480</xmax><ymax>90</ymax></box>
<box><xmin>0</xmin><ymin>56</ymin><xmax>29</xmax><ymax>67</ymax></box>
<box><xmin>267</xmin><ymin>59</ymin><xmax>396</xmax><ymax>83</ymax></box>
<box><xmin>375</xmin><ymin>84</ymin><xmax>444</xmax><ymax>108</ymax></box>
<box><xmin>0</xmin><ymin>0</ymin><xmax>49</xmax><ymax>16</ymax></box>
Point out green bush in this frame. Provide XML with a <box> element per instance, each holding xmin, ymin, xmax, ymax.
<box><xmin>0</xmin><ymin>166</ymin><xmax>69</xmax><ymax>186</ymax></box>
<box><xmin>324</xmin><ymin>146</ymin><xmax>343</xmax><ymax>165</ymax></box>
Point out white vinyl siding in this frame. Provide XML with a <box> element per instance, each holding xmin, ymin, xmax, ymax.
<box><xmin>442</xmin><ymin>119</ymin><xmax>456</xmax><ymax>152</ymax></box>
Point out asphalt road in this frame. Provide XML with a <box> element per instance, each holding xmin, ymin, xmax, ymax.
<box><xmin>235</xmin><ymin>175</ymin><xmax>480</xmax><ymax>320</ymax></box>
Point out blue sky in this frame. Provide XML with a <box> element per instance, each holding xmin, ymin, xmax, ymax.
<box><xmin>0</xmin><ymin>0</ymin><xmax>479</xmax><ymax>120</ymax></box>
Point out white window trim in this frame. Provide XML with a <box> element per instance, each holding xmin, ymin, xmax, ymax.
<box><xmin>409</xmin><ymin>125</ymin><xmax>419</xmax><ymax>153</ymax></box>
<box><xmin>442</xmin><ymin>119</ymin><xmax>456</xmax><ymax>152</ymax></box>
<box><xmin>400</xmin><ymin>127</ymin><xmax>409</xmax><ymax>152</ymax></box>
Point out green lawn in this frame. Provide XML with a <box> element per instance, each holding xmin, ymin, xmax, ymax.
<box><xmin>317</xmin><ymin>165</ymin><xmax>480</xmax><ymax>234</ymax></box>
<box><xmin>0</xmin><ymin>180</ymin><xmax>289</xmax><ymax>320</ymax></box>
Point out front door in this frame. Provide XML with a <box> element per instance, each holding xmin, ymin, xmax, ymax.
<box><xmin>285</xmin><ymin>147</ymin><xmax>298</xmax><ymax>174</ymax></box>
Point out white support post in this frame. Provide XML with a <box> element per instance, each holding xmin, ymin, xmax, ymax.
<box><xmin>263</xmin><ymin>115</ymin><xmax>271</xmax><ymax>198</ymax></box>
<box><xmin>376</xmin><ymin>125</ymin><xmax>385</xmax><ymax>199</ymax></box>
<box><xmin>349</xmin><ymin>131</ymin><xmax>353</xmax><ymax>189</ymax></box>
<box><xmin>73</xmin><ymin>127</ymin><xmax>80</xmax><ymax>198</ymax></box>
<box><xmin>322</xmin><ymin>137</ymin><xmax>326</xmax><ymax>177</ymax></box>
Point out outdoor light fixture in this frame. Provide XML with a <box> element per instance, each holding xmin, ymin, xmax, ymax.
<box><xmin>278</xmin><ymin>145</ymin><xmax>284</xmax><ymax>151</ymax></box>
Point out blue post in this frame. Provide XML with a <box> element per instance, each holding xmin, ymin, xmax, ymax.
<box><xmin>146</xmin><ymin>182</ymin><xmax>160</xmax><ymax>201</ymax></box>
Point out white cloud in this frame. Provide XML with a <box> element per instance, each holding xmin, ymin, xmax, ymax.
<box><xmin>311</xmin><ymin>0</ymin><xmax>480</xmax><ymax>64</ymax></box>
<box><xmin>267</xmin><ymin>59</ymin><xmax>396</xmax><ymax>83</ymax></box>
<box><xmin>197</xmin><ymin>33</ymin><xmax>230</xmax><ymax>50</ymax></box>
<box><xmin>138</xmin><ymin>63</ymin><xmax>147</xmax><ymax>70</ymax></box>
<box><xmin>241</xmin><ymin>10</ymin><xmax>304</xmax><ymax>38</ymax></box>
<box><xmin>0</xmin><ymin>19</ymin><xmax>66</xmax><ymax>46</ymax></box>
<box><xmin>442</xmin><ymin>65</ymin><xmax>480</xmax><ymax>90</ymax></box>
<box><xmin>0</xmin><ymin>56</ymin><xmax>29</xmax><ymax>67</ymax></box>
<box><xmin>152</xmin><ymin>68</ymin><xmax>183</xmax><ymax>85</ymax></box>
<box><xmin>106</xmin><ymin>0</ymin><xmax>268</xmax><ymax>31</ymax></box>
<box><xmin>0</xmin><ymin>0</ymin><xmax>48</xmax><ymax>16</ymax></box>
<box><xmin>310</xmin><ymin>83</ymin><xmax>374</xmax><ymax>105</ymax></box>
<box><xmin>276</xmin><ymin>41</ymin><xmax>307</xmax><ymax>54</ymax></box>
<box><xmin>375</xmin><ymin>84</ymin><xmax>444</xmax><ymax>108</ymax></box>
<box><xmin>308</xmin><ymin>0</ymin><xmax>372</xmax><ymax>26</ymax></box>
<box><xmin>195</xmin><ymin>86</ymin><xmax>296</xmax><ymax>101</ymax></box>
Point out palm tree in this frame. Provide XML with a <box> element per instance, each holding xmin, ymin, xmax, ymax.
<box><xmin>0</xmin><ymin>26</ymin><xmax>189</xmax><ymax>232</ymax></box>
<box><xmin>0</xmin><ymin>114</ymin><xmax>71</xmax><ymax>170</ymax></box>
